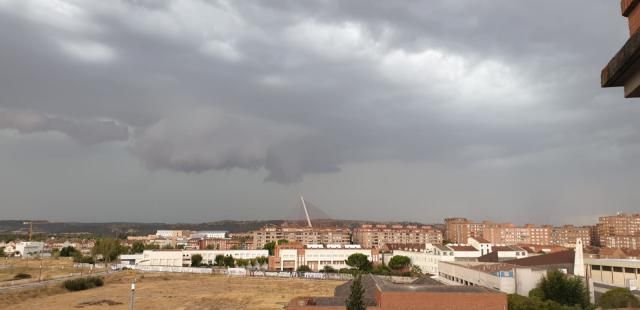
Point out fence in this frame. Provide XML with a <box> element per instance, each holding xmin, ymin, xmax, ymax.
<box><xmin>130</xmin><ymin>265</ymin><xmax>213</xmax><ymax>274</ymax></box>
<box><xmin>127</xmin><ymin>265</ymin><xmax>354</xmax><ymax>280</ymax></box>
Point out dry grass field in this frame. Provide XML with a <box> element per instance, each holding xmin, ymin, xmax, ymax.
<box><xmin>0</xmin><ymin>271</ymin><xmax>345</xmax><ymax>310</ymax></box>
<box><xmin>0</xmin><ymin>258</ymin><xmax>104</xmax><ymax>282</ymax></box>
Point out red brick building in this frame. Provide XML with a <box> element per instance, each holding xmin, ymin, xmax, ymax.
<box><xmin>287</xmin><ymin>274</ymin><xmax>507</xmax><ymax>310</ymax></box>
<box><xmin>352</xmin><ymin>224</ymin><xmax>442</xmax><ymax>249</ymax></box>
<box><xmin>602</xmin><ymin>0</ymin><xmax>640</xmax><ymax>97</ymax></box>
<box><xmin>596</xmin><ymin>213</ymin><xmax>640</xmax><ymax>248</ymax></box>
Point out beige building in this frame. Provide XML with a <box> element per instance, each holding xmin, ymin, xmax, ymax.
<box><xmin>252</xmin><ymin>225</ymin><xmax>351</xmax><ymax>249</ymax></box>
<box><xmin>585</xmin><ymin>258</ymin><xmax>640</xmax><ymax>303</ymax></box>
<box><xmin>351</xmin><ymin>224</ymin><xmax>442</xmax><ymax>249</ymax></box>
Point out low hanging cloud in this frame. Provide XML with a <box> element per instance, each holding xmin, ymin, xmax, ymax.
<box><xmin>0</xmin><ymin>110</ymin><xmax>129</xmax><ymax>144</ymax></box>
<box><xmin>130</xmin><ymin>108</ymin><xmax>310</xmax><ymax>181</ymax></box>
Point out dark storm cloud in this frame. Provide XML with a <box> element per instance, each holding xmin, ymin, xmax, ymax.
<box><xmin>0</xmin><ymin>0</ymin><xmax>638</xmax><ymax>222</ymax></box>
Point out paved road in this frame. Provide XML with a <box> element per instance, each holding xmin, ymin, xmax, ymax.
<box><xmin>0</xmin><ymin>271</ymin><xmax>116</xmax><ymax>293</ymax></box>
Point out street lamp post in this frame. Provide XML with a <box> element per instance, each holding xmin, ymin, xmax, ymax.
<box><xmin>130</xmin><ymin>278</ymin><xmax>136</xmax><ymax>310</ymax></box>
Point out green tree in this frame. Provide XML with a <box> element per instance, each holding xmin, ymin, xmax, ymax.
<box><xmin>73</xmin><ymin>255</ymin><xmax>95</xmax><ymax>264</ymax></box>
<box><xmin>322</xmin><ymin>265</ymin><xmax>336</xmax><ymax>273</ymax></box>
<box><xmin>249</xmin><ymin>258</ymin><xmax>257</xmax><ymax>267</ymax></box>
<box><xmin>144</xmin><ymin>244</ymin><xmax>160</xmax><ymax>250</ymax></box>
<box><xmin>0</xmin><ymin>246</ymin><xmax>6</xmax><ymax>257</ymax></box>
<box><xmin>191</xmin><ymin>254</ymin><xmax>203</xmax><ymax>267</ymax></box>
<box><xmin>346</xmin><ymin>274</ymin><xmax>367</xmax><ymax>310</ymax></box>
<box><xmin>535</xmin><ymin>270</ymin><xmax>589</xmax><ymax>308</ymax></box>
<box><xmin>131</xmin><ymin>242</ymin><xmax>145</xmax><ymax>254</ymax></box>
<box><xmin>263</xmin><ymin>242</ymin><xmax>276</xmax><ymax>256</ymax></box>
<box><xmin>206</xmin><ymin>244</ymin><xmax>215</xmax><ymax>250</ymax></box>
<box><xmin>60</xmin><ymin>246</ymin><xmax>78</xmax><ymax>257</ymax></box>
<box><xmin>236</xmin><ymin>259</ymin><xmax>249</xmax><ymax>267</ymax></box>
<box><xmin>214</xmin><ymin>254</ymin><xmax>225</xmax><ymax>266</ymax></box>
<box><xmin>92</xmin><ymin>238</ymin><xmax>123</xmax><ymax>262</ymax></box>
<box><xmin>223</xmin><ymin>255</ymin><xmax>235</xmax><ymax>267</ymax></box>
<box><xmin>371</xmin><ymin>265</ymin><xmax>391</xmax><ymax>275</ymax></box>
<box><xmin>599</xmin><ymin>288</ymin><xmax>640</xmax><ymax>309</ymax></box>
<box><xmin>345</xmin><ymin>253</ymin><xmax>372</xmax><ymax>272</ymax></box>
<box><xmin>388</xmin><ymin>256</ymin><xmax>411</xmax><ymax>270</ymax></box>
<box><xmin>410</xmin><ymin>265</ymin><xmax>423</xmax><ymax>276</ymax></box>
<box><xmin>256</xmin><ymin>256</ymin><xmax>268</xmax><ymax>266</ymax></box>
<box><xmin>298</xmin><ymin>265</ymin><xmax>312</xmax><ymax>272</ymax></box>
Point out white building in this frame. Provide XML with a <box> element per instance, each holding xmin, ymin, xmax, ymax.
<box><xmin>191</xmin><ymin>231</ymin><xmax>227</xmax><ymax>239</ymax></box>
<box><xmin>391</xmin><ymin>238</ymin><xmax>528</xmax><ymax>276</ymax></box>
<box><xmin>15</xmin><ymin>242</ymin><xmax>44</xmax><ymax>258</ymax></box>
<box><xmin>438</xmin><ymin>261</ymin><xmax>547</xmax><ymax>295</ymax></box>
<box><xmin>438</xmin><ymin>249</ymin><xmax>576</xmax><ymax>296</ymax></box>
<box><xmin>271</xmin><ymin>244</ymin><xmax>380</xmax><ymax>272</ymax></box>
<box><xmin>155</xmin><ymin>230</ymin><xmax>191</xmax><ymax>238</ymax></box>
<box><xmin>133</xmin><ymin>249</ymin><xmax>268</xmax><ymax>267</ymax></box>
<box><xmin>393</xmin><ymin>244</ymin><xmax>455</xmax><ymax>275</ymax></box>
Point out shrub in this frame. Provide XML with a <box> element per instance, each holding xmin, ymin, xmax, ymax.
<box><xmin>599</xmin><ymin>287</ymin><xmax>640</xmax><ymax>309</ymax></box>
<box><xmin>73</xmin><ymin>255</ymin><xmax>95</xmax><ymax>264</ymax></box>
<box><xmin>297</xmin><ymin>265</ymin><xmax>312</xmax><ymax>272</ymax></box>
<box><xmin>63</xmin><ymin>277</ymin><xmax>104</xmax><ymax>291</ymax></box>
<box><xmin>371</xmin><ymin>265</ymin><xmax>391</xmax><ymax>275</ymax></box>
<box><xmin>13</xmin><ymin>273</ymin><xmax>32</xmax><ymax>280</ymax></box>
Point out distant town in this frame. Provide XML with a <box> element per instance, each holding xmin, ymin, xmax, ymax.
<box><xmin>3</xmin><ymin>211</ymin><xmax>640</xmax><ymax>308</ymax></box>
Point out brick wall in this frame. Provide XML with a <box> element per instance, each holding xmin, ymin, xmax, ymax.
<box><xmin>622</xmin><ymin>0</ymin><xmax>640</xmax><ymax>35</ymax></box>
<box><xmin>377</xmin><ymin>291</ymin><xmax>507</xmax><ymax>310</ymax></box>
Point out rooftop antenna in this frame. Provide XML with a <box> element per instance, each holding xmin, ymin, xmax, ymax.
<box><xmin>300</xmin><ymin>195</ymin><xmax>313</xmax><ymax>228</ymax></box>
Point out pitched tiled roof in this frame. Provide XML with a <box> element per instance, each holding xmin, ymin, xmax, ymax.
<box><xmin>470</xmin><ymin>236</ymin><xmax>491</xmax><ymax>243</ymax></box>
<box><xmin>449</xmin><ymin>245</ymin><xmax>478</xmax><ymax>252</ymax></box>
<box><xmin>503</xmin><ymin>250</ymin><xmax>574</xmax><ymax>267</ymax></box>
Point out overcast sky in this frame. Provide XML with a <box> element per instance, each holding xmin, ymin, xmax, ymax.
<box><xmin>0</xmin><ymin>0</ymin><xmax>636</xmax><ymax>225</ymax></box>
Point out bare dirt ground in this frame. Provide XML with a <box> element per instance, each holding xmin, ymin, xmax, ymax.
<box><xmin>0</xmin><ymin>271</ymin><xmax>344</xmax><ymax>310</ymax></box>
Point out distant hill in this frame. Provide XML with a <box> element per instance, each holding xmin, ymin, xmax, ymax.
<box><xmin>0</xmin><ymin>219</ymin><xmax>442</xmax><ymax>237</ymax></box>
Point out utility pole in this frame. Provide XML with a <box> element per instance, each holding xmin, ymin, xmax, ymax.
<box><xmin>130</xmin><ymin>278</ymin><xmax>136</xmax><ymax>310</ymax></box>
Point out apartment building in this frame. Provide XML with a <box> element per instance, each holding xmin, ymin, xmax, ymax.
<box><xmin>446</xmin><ymin>218</ymin><xmax>591</xmax><ymax>246</ymax></box>
<box><xmin>596</xmin><ymin>213</ymin><xmax>640</xmax><ymax>249</ymax></box>
<box><xmin>351</xmin><ymin>224</ymin><xmax>442</xmax><ymax>249</ymax></box>
<box><xmin>252</xmin><ymin>225</ymin><xmax>351</xmax><ymax>249</ymax></box>
<box><xmin>550</xmin><ymin>225</ymin><xmax>591</xmax><ymax>247</ymax></box>
<box><xmin>444</xmin><ymin>218</ymin><xmax>484</xmax><ymax>244</ymax></box>
<box><xmin>482</xmin><ymin>224</ymin><xmax>551</xmax><ymax>245</ymax></box>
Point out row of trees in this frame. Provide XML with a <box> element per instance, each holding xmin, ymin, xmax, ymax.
<box><xmin>342</xmin><ymin>253</ymin><xmax>421</xmax><ymax>276</ymax></box>
<box><xmin>190</xmin><ymin>254</ymin><xmax>269</xmax><ymax>268</ymax></box>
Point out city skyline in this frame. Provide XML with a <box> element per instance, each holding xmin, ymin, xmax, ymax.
<box><xmin>0</xmin><ymin>1</ymin><xmax>638</xmax><ymax>224</ymax></box>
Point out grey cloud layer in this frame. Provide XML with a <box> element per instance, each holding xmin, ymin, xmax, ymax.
<box><xmin>0</xmin><ymin>110</ymin><xmax>128</xmax><ymax>144</ymax></box>
<box><xmin>0</xmin><ymin>0</ymin><xmax>636</xmax><ymax>188</ymax></box>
